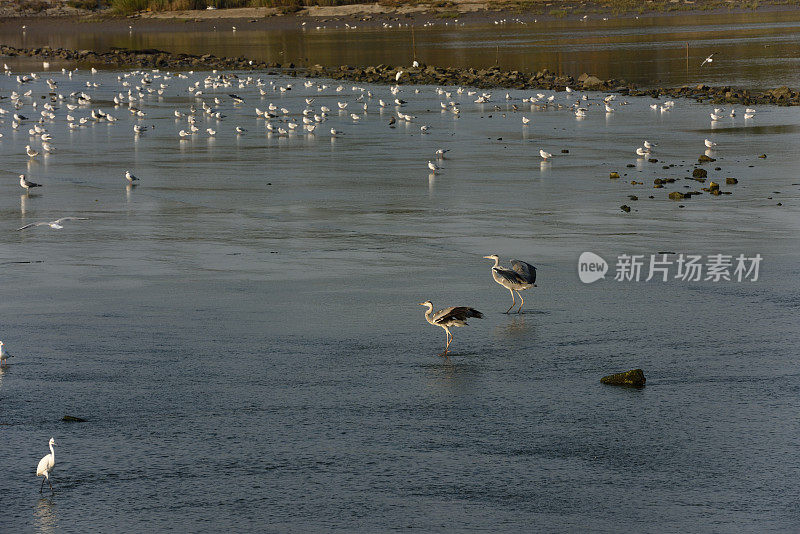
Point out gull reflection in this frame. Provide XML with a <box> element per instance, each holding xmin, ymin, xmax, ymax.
<box><xmin>20</xmin><ymin>194</ymin><xmax>27</xmax><ymax>215</ymax></box>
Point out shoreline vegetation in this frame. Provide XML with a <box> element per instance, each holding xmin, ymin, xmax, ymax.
<box><xmin>2</xmin><ymin>43</ymin><xmax>798</xmax><ymax>105</ymax></box>
<box><xmin>1</xmin><ymin>0</ymin><xmax>799</xmax><ymax>19</ymax></box>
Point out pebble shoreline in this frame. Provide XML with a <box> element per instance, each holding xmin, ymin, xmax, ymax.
<box><xmin>2</xmin><ymin>44</ymin><xmax>799</xmax><ymax>106</ymax></box>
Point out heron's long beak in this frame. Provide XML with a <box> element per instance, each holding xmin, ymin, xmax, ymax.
<box><xmin>482</xmin><ymin>255</ymin><xmax>492</xmax><ymax>259</ymax></box>
<box><xmin>418</xmin><ymin>302</ymin><xmax>425</xmax><ymax>306</ymax></box>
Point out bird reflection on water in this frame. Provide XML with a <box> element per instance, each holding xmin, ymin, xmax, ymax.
<box><xmin>34</xmin><ymin>497</ymin><xmax>58</xmax><ymax>534</ymax></box>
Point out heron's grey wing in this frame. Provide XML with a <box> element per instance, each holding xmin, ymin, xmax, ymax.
<box><xmin>510</xmin><ymin>260</ymin><xmax>537</xmax><ymax>283</ymax></box>
<box><xmin>493</xmin><ymin>267</ymin><xmax>525</xmax><ymax>285</ymax></box>
<box><xmin>434</xmin><ymin>306</ymin><xmax>483</xmax><ymax>323</ymax></box>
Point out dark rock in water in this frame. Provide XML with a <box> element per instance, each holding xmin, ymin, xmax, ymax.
<box><xmin>628</xmin><ymin>195</ymin><xmax>638</xmax><ymax>201</ymax></box>
<box><xmin>561</xmin><ymin>149</ymin><xmax>569</xmax><ymax>154</ymax></box>
<box><xmin>62</xmin><ymin>415</ymin><xmax>87</xmax><ymax>423</ymax></box>
<box><xmin>709</xmin><ymin>181</ymin><xmax>720</xmax><ymax>191</ymax></box>
<box><xmin>609</xmin><ymin>172</ymin><xmax>620</xmax><ymax>179</ymax></box>
<box><xmin>601</xmin><ymin>369</ymin><xmax>646</xmax><ymax>387</ymax></box>
<box><xmin>669</xmin><ymin>191</ymin><xmax>685</xmax><ymax>200</ymax></box>
<box><xmin>692</xmin><ymin>168</ymin><xmax>708</xmax><ymax>178</ymax></box>
<box><xmin>620</xmin><ymin>205</ymin><xmax>631</xmax><ymax>213</ymax></box>
<box><xmin>698</xmin><ymin>154</ymin><xmax>716</xmax><ymax>163</ymax></box>
<box><xmin>648</xmin><ymin>158</ymin><xmax>658</xmax><ymax>163</ymax></box>
<box><xmin>626</xmin><ymin>163</ymin><xmax>635</xmax><ymax>168</ymax></box>
<box><xmin>654</xmin><ymin>178</ymin><xmax>663</xmax><ymax>185</ymax></box>
<box><xmin>759</xmin><ymin>154</ymin><xmax>768</xmax><ymax>158</ymax></box>
<box><xmin>726</xmin><ymin>177</ymin><xmax>738</xmax><ymax>184</ymax></box>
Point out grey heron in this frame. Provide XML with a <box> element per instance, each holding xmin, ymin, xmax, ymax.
<box><xmin>483</xmin><ymin>254</ymin><xmax>538</xmax><ymax>313</ymax></box>
<box><xmin>419</xmin><ymin>301</ymin><xmax>483</xmax><ymax>358</ymax></box>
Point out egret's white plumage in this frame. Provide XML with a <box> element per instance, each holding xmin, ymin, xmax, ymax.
<box><xmin>36</xmin><ymin>438</ymin><xmax>56</xmax><ymax>494</ymax></box>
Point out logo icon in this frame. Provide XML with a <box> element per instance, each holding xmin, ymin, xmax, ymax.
<box><xmin>578</xmin><ymin>252</ymin><xmax>608</xmax><ymax>284</ymax></box>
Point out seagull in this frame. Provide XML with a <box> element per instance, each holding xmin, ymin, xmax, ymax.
<box><xmin>539</xmin><ymin>149</ymin><xmax>552</xmax><ymax>160</ymax></box>
<box><xmin>25</xmin><ymin>145</ymin><xmax>39</xmax><ymax>157</ymax></box>
<box><xmin>483</xmin><ymin>255</ymin><xmax>537</xmax><ymax>313</ymax></box>
<box><xmin>522</xmin><ymin>116</ymin><xmax>530</xmax><ymax>125</ymax></box>
<box><xmin>700</xmin><ymin>53</ymin><xmax>715</xmax><ymax>67</ymax></box>
<box><xmin>643</xmin><ymin>140</ymin><xmax>657</xmax><ymax>150</ymax></box>
<box><xmin>434</xmin><ymin>148</ymin><xmax>449</xmax><ymax>159</ymax></box>
<box><xmin>0</xmin><ymin>340</ymin><xmax>14</xmax><ymax>365</ymax></box>
<box><xmin>704</xmin><ymin>138</ymin><xmax>717</xmax><ymax>148</ymax></box>
<box><xmin>17</xmin><ymin>217</ymin><xmax>89</xmax><ymax>231</ymax></box>
<box><xmin>636</xmin><ymin>147</ymin><xmax>648</xmax><ymax>157</ymax></box>
<box><xmin>125</xmin><ymin>170</ymin><xmax>139</xmax><ymax>183</ymax></box>
<box><xmin>19</xmin><ymin>174</ymin><xmax>41</xmax><ymax>192</ymax></box>
<box><xmin>419</xmin><ymin>301</ymin><xmax>483</xmax><ymax>358</ymax></box>
<box><xmin>427</xmin><ymin>160</ymin><xmax>438</xmax><ymax>173</ymax></box>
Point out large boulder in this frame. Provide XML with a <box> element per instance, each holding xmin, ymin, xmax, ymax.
<box><xmin>581</xmin><ymin>75</ymin><xmax>605</xmax><ymax>90</ymax></box>
<box><xmin>601</xmin><ymin>369</ymin><xmax>646</xmax><ymax>387</ymax></box>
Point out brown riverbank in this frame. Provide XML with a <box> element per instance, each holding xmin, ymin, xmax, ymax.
<box><xmin>2</xmin><ymin>0</ymin><xmax>799</xmax><ymax>26</ymax></box>
<box><xmin>2</xmin><ymin>43</ymin><xmax>798</xmax><ymax>106</ymax></box>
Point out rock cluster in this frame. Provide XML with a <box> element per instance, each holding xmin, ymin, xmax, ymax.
<box><xmin>2</xmin><ymin>44</ymin><xmax>800</xmax><ymax>105</ymax></box>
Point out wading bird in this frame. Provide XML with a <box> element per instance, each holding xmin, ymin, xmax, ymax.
<box><xmin>483</xmin><ymin>254</ymin><xmax>538</xmax><ymax>313</ymax></box>
<box><xmin>125</xmin><ymin>170</ymin><xmax>139</xmax><ymax>184</ymax></box>
<box><xmin>0</xmin><ymin>340</ymin><xmax>13</xmax><ymax>365</ymax></box>
<box><xmin>419</xmin><ymin>301</ymin><xmax>483</xmax><ymax>358</ymax></box>
<box><xmin>19</xmin><ymin>174</ymin><xmax>42</xmax><ymax>193</ymax></box>
<box><xmin>700</xmin><ymin>53</ymin><xmax>715</xmax><ymax>67</ymax></box>
<box><xmin>36</xmin><ymin>438</ymin><xmax>56</xmax><ymax>494</ymax></box>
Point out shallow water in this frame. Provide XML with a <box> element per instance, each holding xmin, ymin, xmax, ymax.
<box><xmin>0</xmin><ymin>69</ymin><xmax>799</xmax><ymax>532</ymax></box>
<box><xmin>3</xmin><ymin>10</ymin><xmax>800</xmax><ymax>89</ymax></box>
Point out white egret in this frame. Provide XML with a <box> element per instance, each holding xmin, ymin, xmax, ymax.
<box><xmin>36</xmin><ymin>438</ymin><xmax>57</xmax><ymax>494</ymax></box>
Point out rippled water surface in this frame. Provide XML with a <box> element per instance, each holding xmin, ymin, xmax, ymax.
<box><xmin>3</xmin><ymin>10</ymin><xmax>800</xmax><ymax>88</ymax></box>
<box><xmin>0</xmin><ymin>67</ymin><xmax>799</xmax><ymax>532</ymax></box>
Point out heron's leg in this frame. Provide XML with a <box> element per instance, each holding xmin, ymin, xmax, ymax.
<box><xmin>48</xmin><ymin>477</ymin><xmax>54</xmax><ymax>493</ymax></box>
<box><xmin>40</xmin><ymin>476</ymin><xmax>45</xmax><ymax>493</ymax></box>
<box><xmin>439</xmin><ymin>329</ymin><xmax>449</xmax><ymax>357</ymax></box>
<box><xmin>516</xmin><ymin>291</ymin><xmax>525</xmax><ymax>313</ymax></box>
<box><xmin>505</xmin><ymin>289</ymin><xmax>516</xmax><ymax>314</ymax></box>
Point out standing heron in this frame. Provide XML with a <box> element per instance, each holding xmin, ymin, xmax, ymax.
<box><xmin>36</xmin><ymin>437</ymin><xmax>57</xmax><ymax>494</ymax></box>
<box><xmin>419</xmin><ymin>301</ymin><xmax>483</xmax><ymax>358</ymax></box>
<box><xmin>483</xmin><ymin>254</ymin><xmax>537</xmax><ymax>313</ymax></box>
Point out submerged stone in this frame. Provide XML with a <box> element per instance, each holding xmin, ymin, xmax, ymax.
<box><xmin>601</xmin><ymin>369</ymin><xmax>646</xmax><ymax>387</ymax></box>
<box><xmin>62</xmin><ymin>415</ymin><xmax>87</xmax><ymax>423</ymax></box>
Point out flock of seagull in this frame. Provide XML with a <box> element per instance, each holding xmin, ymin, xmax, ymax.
<box><xmin>0</xmin><ymin>53</ymin><xmax>762</xmax><ymax>492</ymax></box>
